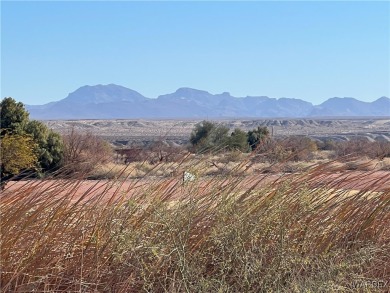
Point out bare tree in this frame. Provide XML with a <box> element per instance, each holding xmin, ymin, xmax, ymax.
<box><xmin>62</xmin><ymin>127</ymin><xmax>113</xmax><ymax>174</ymax></box>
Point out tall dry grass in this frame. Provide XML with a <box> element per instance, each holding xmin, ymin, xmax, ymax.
<box><xmin>1</xmin><ymin>157</ymin><xmax>389</xmax><ymax>292</ymax></box>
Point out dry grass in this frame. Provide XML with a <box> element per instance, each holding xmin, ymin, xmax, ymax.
<box><xmin>345</xmin><ymin>158</ymin><xmax>382</xmax><ymax>171</ymax></box>
<box><xmin>90</xmin><ymin>152</ymin><xmax>253</xmax><ymax>179</ymax></box>
<box><xmin>1</xmin><ymin>157</ymin><xmax>390</xmax><ymax>292</ymax></box>
<box><xmin>378</xmin><ymin>158</ymin><xmax>390</xmax><ymax>171</ymax></box>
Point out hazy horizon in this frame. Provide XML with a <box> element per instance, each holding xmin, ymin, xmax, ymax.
<box><xmin>2</xmin><ymin>1</ymin><xmax>389</xmax><ymax>105</ymax></box>
<box><xmin>23</xmin><ymin>83</ymin><xmax>389</xmax><ymax>107</ymax></box>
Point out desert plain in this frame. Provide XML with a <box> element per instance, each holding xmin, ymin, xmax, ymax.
<box><xmin>43</xmin><ymin>117</ymin><xmax>390</xmax><ymax>147</ymax></box>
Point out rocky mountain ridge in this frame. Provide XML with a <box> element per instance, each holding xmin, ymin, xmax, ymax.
<box><xmin>26</xmin><ymin>84</ymin><xmax>390</xmax><ymax>119</ymax></box>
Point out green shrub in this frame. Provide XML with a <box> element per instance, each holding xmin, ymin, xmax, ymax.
<box><xmin>227</xmin><ymin>128</ymin><xmax>250</xmax><ymax>152</ymax></box>
<box><xmin>0</xmin><ymin>97</ymin><xmax>64</xmax><ymax>174</ymax></box>
<box><xmin>190</xmin><ymin>120</ymin><xmax>230</xmax><ymax>152</ymax></box>
<box><xmin>0</xmin><ymin>133</ymin><xmax>38</xmax><ymax>179</ymax></box>
<box><xmin>247</xmin><ymin>126</ymin><xmax>270</xmax><ymax>151</ymax></box>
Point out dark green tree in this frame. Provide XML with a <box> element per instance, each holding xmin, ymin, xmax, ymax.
<box><xmin>190</xmin><ymin>121</ymin><xmax>230</xmax><ymax>152</ymax></box>
<box><xmin>25</xmin><ymin>120</ymin><xmax>64</xmax><ymax>171</ymax></box>
<box><xmin>45</xmin><ymin>131</ymin><xmax>64</xmax><ymax>169</ymax></box>
<box><xmin>1</xmin><ymin>97</ymin><xmax>64</xmax><ymax>174</ymax></box>
<box><xmin>208</xmin><ymin>124</ymin><xmax>229</xmax><ymax>148</ymax></box>
<box><xmin>247</xmin><ymin>126</ymin><xmax>270</xmax><ymax>151</ymax></box>
<box><xmin>190</xmin><ymin>121</ymin><xmax>216</xmax><ymax>146</ymax></box>
<box><xmin>0</xmin><ymin>97</ymin><xmax>29</xmax><ymax>135</ymax></box>
<box><xmin>228</xmin><ymin>128</ymin><xmax>250</xmax><ymax>152</ymax></box>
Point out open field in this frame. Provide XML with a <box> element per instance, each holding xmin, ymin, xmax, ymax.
<box><xmin>1</xmin><ymin>158</ymin><xmax>390</xmax><ymax>292</ymax></box>
<box><xmin>2</xmin><ymin>117</ymin><xmax>390</xmax><ymax>292</ymax></box>
<box><xmin>3</xmin><ymin>0</ymin><xmax>389</xmax><ymax>291</ymax></box>
<box><xmin>43</xmin><ymin>118</ymin><xmax>390</xmax><ymax>147</ymax></box>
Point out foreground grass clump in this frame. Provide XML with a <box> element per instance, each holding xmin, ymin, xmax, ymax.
<box><xmin>1</xmin><ymin>161</ymin><xmax>390</xmax><ymax>292</ymax></box>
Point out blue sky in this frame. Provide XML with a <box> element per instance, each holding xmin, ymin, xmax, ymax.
<box><xmin>1</xmin><ymin>1</ymin><xmax>389</xmax><ymax>105</ymax></box>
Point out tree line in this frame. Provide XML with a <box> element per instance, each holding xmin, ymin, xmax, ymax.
<box><xmin>2</xmin><ymin>97</ymin><xmax>389</xmax><ymax>183</ymax></box>
<box><xmin>189</xmin><ymin>120</ymin><xmax>270</xmax><ymax>153</ymax></box>
<box><xmin>1</xmin><ymin>97</ymin><xmax>112</xmax><ymax>186</ymax></box>
<box><xmin>1</xmin><ymin>98</ymin><xmax>63</xmax><ymax>182</ymax></box>
<box><xmin>1</xmin><ymin>97</ymin><xmax>272</xmax><ymax>183</ymax></box>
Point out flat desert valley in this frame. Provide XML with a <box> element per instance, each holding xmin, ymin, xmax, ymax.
<box><xmin>43</xmin><ymin>118</ymin><xmax>390</xmax><ymax>147</ymax></box>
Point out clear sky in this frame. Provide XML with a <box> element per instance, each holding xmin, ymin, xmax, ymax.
<box><xmin>1</xmin><ymin>1</ymin><xmax>389</xmax><ymax>105</ymax></box>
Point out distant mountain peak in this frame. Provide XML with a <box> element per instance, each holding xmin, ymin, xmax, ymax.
<box><xmin>25</xmin><ymin>85</ymin><xmax>389</xmax><ymax>119</ymax></box>
<box><xmin>218</xmin><ymin>92</ymin><xmax>232</xmax><ymax>97</ymax></box>
<box><xmin>375</xmin><ymin>96</ymin><xmax>389</xmax><ymax>102</ymax></box>
<box><xmin>61</xmin><ymin>84</ymin><xmax>147</xmax><ymax>105</ymax></box>
<box><xmin>174</xmin><ymin>87</ymin><xmax>211</xmax><ymax>95</ymax></box>
<box><xmin>327</xmin><ymin>96</ymin><xmax>359</xmax><ymax>101</ymax></box>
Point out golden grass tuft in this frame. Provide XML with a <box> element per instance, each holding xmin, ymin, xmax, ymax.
<box><xmin>1</xmin><ymin>156</ymin><xmax>389</xmax><ymax>292</ymax></box>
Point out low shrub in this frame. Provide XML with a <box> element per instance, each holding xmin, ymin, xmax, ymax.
<box><xmin>62</xmin><ymin>128</ymin><xmax>113</xmax><ymax>175</ymax></box>
<box><xmin>252</xmin><ymin>136</ymin><xmax>318</xmax><ymax>163</ymax></box>
<box><xmin>116</xmin><ymin>142</ymin><xmax>187</xmax><ymax>165</ymax></box>
<box><xmin>331</xmin><ymin>139</ymin><xmax>390</xmax><ymax>160</ymax></box>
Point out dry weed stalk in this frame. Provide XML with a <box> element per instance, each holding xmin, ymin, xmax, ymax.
<box><xmin>1</xmin><ymin>156</ymin><xmax>389</xmax><ymax>292</ymax></box>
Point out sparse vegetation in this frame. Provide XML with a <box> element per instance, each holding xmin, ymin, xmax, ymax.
<box><xmin>1</xmin><ymin>116</ymin><xmax>390</xmax><ymax>292</ymax></box>
<box><xmin>330</xmin><ymin>139</ymin><xmax>390</xmax><ymax>160</ymax></box>
<box><xmin>62</xmin><ymin>127</ymin><xmax>113</xmax><ymax>174</ymax></box>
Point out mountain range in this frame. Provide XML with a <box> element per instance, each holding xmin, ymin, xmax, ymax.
<box><xmin>26</xmin><ymin>84</ymin><xmax>390</xmax><ymax>119</ymax></box>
